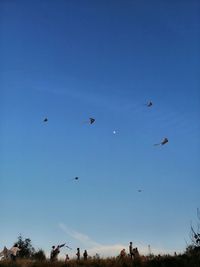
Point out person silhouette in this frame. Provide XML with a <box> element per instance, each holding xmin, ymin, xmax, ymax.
<box><xmin>50</xmin><ymin>246</ymin><xmax>55</xmax><ymax>261</ymax></box>
<box><xmin>120</xmin><ymin>249</ymin><xmax>126</xmax><ymax>258</ymax></box>
<box><xmin>83</xmin><ymin>250</ymin><xmax>88</xmax><ymax>260</ymax></box>
<box><xmin>10</xmin><ymin>244</ymin><xmax>20</xmax><ymax>261</ymax></box>
<box><xmin>76</xmin><ymin>248</ymin><xmax>80</xmax><ymax>260</ymax></box>
<box><xmin>65</xmin><ymin>254</ymin><xmax>70</xmax><ymax>265</ymax></box>
<box><xmin>129</xmin><ymin>242</ymin><xmax>134</xmax><ymax>259</ymax></box>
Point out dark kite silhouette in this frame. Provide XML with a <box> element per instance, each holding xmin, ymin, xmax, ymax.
<box><xmin>146</xmin><ymin>101</ymin><xmax>153</xmax><ymax>107</ymax></box>
<box><xmin>154</xmin><ymin>138</ymin><xmax>169</xmax><ymax>146</ymax></box>
<box><xmin>89</xmin><ymin>118</ymin><xmax>95</xmax><ymax>124</ymax></box>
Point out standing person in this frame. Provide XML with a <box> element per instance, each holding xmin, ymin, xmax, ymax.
<box><xmin>53</xmin><ymin>245</ymin><xmax>61</xmax><ymax>261</ymax></box>
<box><xmin>83</xmin><ymin>250</ymin><xmax>88</xmax><ymax>260</ymax></box>
<box><xmin>129</xmin><ymin>242</ymin><xmax>134</xmax><ymax>259</ymax></box>
<box><xmin>133</xmin><ymin>247</ymin><xmax>139</xmax><ymax>259</ymax></box>
<box><xmin>0</xmin><ymin>246</ymin><xmax>9</xmax><ymax>260</ymax></box>
<box><xmin>50</xmin><ymin>246</ymin><xmax>56</xmax><ymax>261</ymax></box>
<box><xmin>10</xmin><ymin>244</ymin><xmax>20</xmax><ymax>261</ymax></box>
<box><xmin>76</xmin><ymin>248</ymin><xmax>80</xmax><ymax>260</ymax></box>
<box><xmin>50</xmin><ymin>244</ymin><xmax>65</xmax><ymax>262</ymax></box>
<box><xmin>120</xmin><ymin>249</ymin><xmax>126</xmax><ymax>259</ymax></box>
<box><xmin>65</xmin><ymin>254</ymin><xmax>70</xmax><ymax>265</ymax></box>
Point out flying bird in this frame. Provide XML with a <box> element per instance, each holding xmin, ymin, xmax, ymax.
<box><xmin>154</xmin><ymin>138</ymin><xmax>169</xmax><ymax>146</ymax></box>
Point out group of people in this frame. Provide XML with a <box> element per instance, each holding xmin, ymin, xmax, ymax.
<box><xmin>50</xmin><ymin>245</ymin><xmax>88</xmax><ymax>262</ymax></box>
<box><xmin>0</xmin><ymin>244</ymin><xmax>21</xmax><ymax>261</ymax></box>
<box><xmin>51</xmin><ymin>242</ymin><xmax>139</xmax><ymax>262</ymax></box>
<box><xmin>119</xmin><ymin>242</ymin><xmax>139</xmax><ymax>260</ymax></box>
<box><xmin>75</xmin><ymin>248</ymin><xmax>88</xmax><ymax>261</ymax></box>
<box><xmin>1</xmin><ymin>241</ymin><xmax>139</xmax><ymax>262</ymax></box>
<box><xmin>62</xmin><ymin>243</ymin><xmax>140</xmax><ymax>262</ymax></box>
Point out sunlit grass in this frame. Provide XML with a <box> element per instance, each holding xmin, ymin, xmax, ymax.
<box><xmin>0</xmin><ymin>253</ymin><xmax>200</xmax><ymax>267</ymax></box>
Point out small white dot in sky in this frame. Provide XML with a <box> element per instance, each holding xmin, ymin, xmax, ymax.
<box><xmin>113</xmin><ymin>130</ymin><xmax>117</xmax><ymax>134</ymax></box>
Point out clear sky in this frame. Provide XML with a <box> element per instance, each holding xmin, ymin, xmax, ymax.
<box><xmin>0</xmin><ymin>0</ymin><xmax>200</xmax><ymax>259</ymax></box>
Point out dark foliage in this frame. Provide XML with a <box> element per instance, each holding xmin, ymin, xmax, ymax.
<box><xmin>14</xmin><ymin>235</ymin><xmax>35</xmax><ymax>259</ymax></box>
<box><xmin>32</xmin><ymin>249</ymin><xmax>46</xmax><ymax>261</ymax></box>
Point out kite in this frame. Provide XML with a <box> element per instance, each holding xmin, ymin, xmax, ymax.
<box><xmin>83</xmin><ymin>118</ymin><xmax>95</xmax><ymax>124</ymax></box>
<box><xmin>89</xmin><ymin>118</ymin><xmax>95</xmax><ymax>124</ymax></box>
<box><xmin>43</xmin><ymin>117</ymin><xmax>48</xmax><ymax>122</ymax></box>
<box><xmin>154</xmin><ymin>138</ymin><xmax>169</xmax><ymax>146</ymax></box>
<box><xmin>83</xmin><ymin>118</ymin><xmax>95</xmax><ymax>125</ymax></box>
<box><xmin>138</xmin><ymin>189</ymin><xmax>142</xmax><ymax>193</ymax></box>
<box><xmin>146</xmin><ymin>101</ymin><xmax>153</xmax><ymax>107</ymax></box>
<box><xmin>67</xmin><ymin>177</ymin><xmax>79</xmax><ymax>182</ymax></box>
<box><xmin>58</xmin><ymin>243</ymin><xmax>66</xmax><ymax>248</ymax></box>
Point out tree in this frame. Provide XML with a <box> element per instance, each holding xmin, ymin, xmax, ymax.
<box><xmin>14</xmin><ymin>235</ymin><xmax>35</xmax><ymax>258</ymax></box>
<box><xmin>32</xmin><ymin>249</ymin><xmax>46</xmax><ymax>261</ymax></box>
<box><xmin>190</xmin><ymin>209</ymin><xmax>200</xmax><ymax>247</ymax></box>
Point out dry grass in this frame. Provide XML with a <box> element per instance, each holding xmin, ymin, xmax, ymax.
<box><xmin>0</xmin><ymin>253</ymin><xmax>200</xmax><ymax>267</ymax></box>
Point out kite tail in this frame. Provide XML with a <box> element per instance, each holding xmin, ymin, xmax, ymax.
<box><xmin>59</xmin><ymin>243</ymin><xmax>66</xmax><ymax>248</ymax></box>
<box><xmin>154</xmin><ymin>143</ymin><xmax>161</xmax><ymax>146</ymax></box>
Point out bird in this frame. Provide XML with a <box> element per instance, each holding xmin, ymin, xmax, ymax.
<box><xmin>43</xmin><ymin>117</ymin><xmax>48</xmax><ymax>122</ymax></box>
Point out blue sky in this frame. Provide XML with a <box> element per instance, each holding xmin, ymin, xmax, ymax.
<box><xmin>0</xmin><ymin>0</ymin><xmax>200</xmax><ymax>258</ymax></box>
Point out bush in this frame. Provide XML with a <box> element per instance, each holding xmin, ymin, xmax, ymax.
<box><xmin>32</xmin><ymin>249</ymin><xmax>46</xmax><ymax>261</ymax></box>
